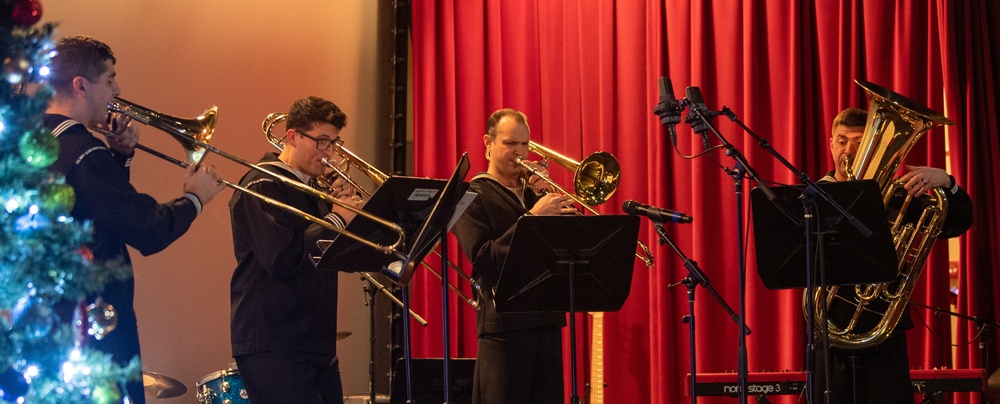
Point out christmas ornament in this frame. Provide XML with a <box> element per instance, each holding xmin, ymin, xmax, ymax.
<box><xmin>80</xmin><ymin>246</ymin><xmax>94</xmax><ymax>263</ymax></box>
<box><xmin>39</xmin><ymin>182</ymin><xmax>76</xmax><ymax>213</ymax></box>
<box><xmin>10</xmin><ymin>296</ymin><xmax>56</xmax><ymax>340</ymax></box>
<box><xmin>3</xmin><ymin>56</ymin><xmax>31</xmax><ymax>85</ymax></box>
<box><xmin>91</xmin><ymin>382</ymin><xmax>122</xmax><ymax>404</ymax></box>
<box><xmin>18</xmin><ymin>127</ymin><xmax>59</xmax><ymax>168</ymax></box>
<box><xmin>0</xmin><ymin>366</ymin><xmax>30</xmax><ymax>401</ymax></box>
<box><xmin>86</xmin><ymin>298</ymin><xmax>117</xmax><ymax>340</ymax></box>
<box><xmin>10</xmin><ymin>0</ymin><xmax>44</xmax><ymax>27</ymax></box>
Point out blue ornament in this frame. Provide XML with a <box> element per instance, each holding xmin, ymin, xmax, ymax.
<box><xmin>0</xmin><ymin>366</ymin><xmax>30</xmax><ymax>402</ymax></box>
<box><xmin>10</xmin><ymin>296</ymin><xmax>56</xmax><ymax>340</ymax></box>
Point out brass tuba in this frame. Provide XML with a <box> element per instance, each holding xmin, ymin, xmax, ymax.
<box><xmin>808</xmin><ymin>79</ymin><xmax>954</xmax><ymax>349</ymax></box>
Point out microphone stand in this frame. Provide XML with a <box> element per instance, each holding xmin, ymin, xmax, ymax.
<box><xmin>685</xmin><ymin>103</ymin><xmax>764</xmax><ymax>404</ymax></box>
<box><xmin>715</xmin><ymin>107</ymin><xmax>871</xmax><ymax>404</ymax></box>
<box><xmin>656</xmin><ymin>221</ymin><xmax>748</xmax><ymax>404</ymax></box>
<box><xmin>910</xmin><ymin>301</ymin><xmax>1000</xmax><ymax>371</ymax></box>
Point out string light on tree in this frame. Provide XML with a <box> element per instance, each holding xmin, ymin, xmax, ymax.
<box><xmin>2</xmin><ymin>0</ymin><xmax>140</xmax><ymax>401</ymax></box>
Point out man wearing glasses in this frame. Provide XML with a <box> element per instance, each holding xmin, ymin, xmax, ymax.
<box><xmin>229</xmin><ymin>96</ymin><xmax>361</xmax><ymax>403</ymax></box>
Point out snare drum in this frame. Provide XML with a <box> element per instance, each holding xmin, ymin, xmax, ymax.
<box><xmin>196</xmin><ymin>369</ymin><xmax>249</xmax><ymax>404</ymax></box>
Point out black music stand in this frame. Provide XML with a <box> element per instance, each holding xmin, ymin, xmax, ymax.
<box><xmin>388</xmin><ymin>153</ymin><xmax>471</xmax><ymax>404</ymax></box>
<box><xmin>750</xmin><ymin>179</ymin><xmax>897</xmax><ymax>403</ymax></box>
<box><xmin>394</xmin><ymin>153</ymin><xmax>471</xmax><ymax>284</ymax></box>
<box><xmin>494</xmin><ymin>215</ymin><xmax>639</xmax><ymax>404</ymax></box>
<box><xmin>315</xmin><ymin>176</ymin><xmax>450</xmax><ymax>273</ymax></box>
<box><xmin>750</xmin><ymin>180</ymin><xmax>897</xmax><ymax>290</ymax></box>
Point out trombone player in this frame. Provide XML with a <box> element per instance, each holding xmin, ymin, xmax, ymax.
<box><xmin>45</xmin><ymin>36</ymin><xmax>226</xmax><ymax>404</ymax></box>
<box><xmin>229</xmin><ymin>96</ymin><xmax>361</xmax><ymax>404</ymax></box>
<box><xmin>453</xmin><ymin>108</ymin><xmax>575</xmax><ymax>404</ymax></box>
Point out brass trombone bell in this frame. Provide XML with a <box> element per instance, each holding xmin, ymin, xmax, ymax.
<box><xmin>528</xmin><ymin>141</ymin><xmax>620</xmax><ymax>206</ymax></box>
<box><xmin>110</xmin><ymin>97</ymin><xmax>216</xmax><ymax>165</ymax></box>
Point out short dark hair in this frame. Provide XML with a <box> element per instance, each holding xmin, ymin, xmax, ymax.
<box><xmin>49</xmin><ymin>36</ymin><xmax>117</xmax><ymax>93</ymax></box>
<box><xmin>286</xmin><ymin>96</ymin><xmax>347</xmax><ymax>132</ymax></box>
<box><xmin>831</xmin><ymin>107</ymin><xmax>867</xmax><ymax>135</ymax></box>
<box><xmin>486</xmin><ymin>108</ymin><xmax>528</xmax><ymax>139</ymax></box>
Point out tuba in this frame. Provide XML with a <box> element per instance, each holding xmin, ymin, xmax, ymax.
<box><xmin>807</xmin><ymin>79</ymin><xmax>954</xmax><ymax>349</ymax></box>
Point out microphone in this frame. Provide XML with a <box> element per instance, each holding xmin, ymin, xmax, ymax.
<box><xmin>622</xmin><ymin>200</ymin><xmax>693</xmax><ymax>224</ymax></box>
<box><xmin>684</xmin><ymin>86</ymin><xmax>715</xmax><ymax>150</ymax></box>
<box><xmin>654</xmin><ymin>77</ymin><xmax>683</xmax><ymax>146</ymax></box>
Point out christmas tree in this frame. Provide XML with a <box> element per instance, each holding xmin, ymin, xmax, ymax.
<box><xmin>2</xmin><ymin>0</ymin><xmax>137</xmax><ymax>402</ymax></box>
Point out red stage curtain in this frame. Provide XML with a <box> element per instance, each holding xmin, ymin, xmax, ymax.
<box><xmin>409</xmin><ymin>1</ymin><xmax>1000</xmax><ymax>403</ymax></box>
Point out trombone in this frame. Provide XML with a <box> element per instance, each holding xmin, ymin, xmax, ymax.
<box><xmin>516</xmin><ymin>141</ymin><xmax>655</xmax><ymax>267</ymax></box>
<box><xmin>94</xmin><ymin>97</ymin><xmax>407</xmax><ymax>259</ymax></box>
<box><xmin>262</xmin><ymin>113</ymin><xmax>481</xmax><ymax>307</ymax></box>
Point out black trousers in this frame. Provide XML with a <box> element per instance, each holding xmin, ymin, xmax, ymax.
<box><xmin>813</xmin><ymin>330</ymin><xmax>914</xmax><ymax>404</ymax></box>
<box><xmin>473</xmin><ymin>327</ymin><xmax>563</xmax><ymax>404</ymax></box>
<box><xmin>235</xmin><ymin>351</ymin><xmax>344</xmax><ymax>404</ymax></box>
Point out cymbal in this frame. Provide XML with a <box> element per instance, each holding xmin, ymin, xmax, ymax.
<box><xmin>338</xmin><ymin>331</ymin><xmax>352</xmax><ymax>341</ymax></box>
<box><xmin>142</xmin><ymin>371</ymin><xmax>187</xmax><ymax>399</ymax></box>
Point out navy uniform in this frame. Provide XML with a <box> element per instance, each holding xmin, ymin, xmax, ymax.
<box><xmin>229</xmin><ymin>152</ymin><xmax>345</xmax><ymax>404</ymax></box>
<box><xmin>46</xmin><ymin>114</ymin><xmax>204</xmax><ymax>404</ymax></box>
<box><xmin>453</xmin><ymin>173</ymin><xmax>566</xmax><ymax>404</ymax></box>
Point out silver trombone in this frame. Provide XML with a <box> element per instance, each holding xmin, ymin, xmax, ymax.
<box><xmin>94</xmin><ymin>97</ymin><xmax>407</xmax><ymax>259</ymax></box>
<box><xmin>262</xmin><ymin>113</ymin><xmax>481</xmax><ymax>307</ymax></box>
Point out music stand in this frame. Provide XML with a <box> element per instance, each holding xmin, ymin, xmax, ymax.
<box><xmin>316</xmin><ymin>176</ymin><xmax>451</xmax><ymax>273</ymax></box>
<box><xmin>494</xmin><ymin>215</ymin><xmax>639</xmax><ymax>404</ymax></box>
<box><xmin>750</xmin><ymin>180</ymin><xmax>897</xmax><ymax>290</ymax></box>
<box><xmin>387</xmin><ymin>153</ymin><xmax>471</xmax><ymax>404</ymax></box>
<box><xmin>394</xmin><ymin>153</ymin><xmax>471</xmax><ymax>284</ymax></box>
<box><xmin>750</xmin><ymin>179</ymin><xmax>897</xmax><ymax>403</ymax></box>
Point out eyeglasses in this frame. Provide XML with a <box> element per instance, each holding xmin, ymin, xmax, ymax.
<box><xmin>295</xmin><ymin>130</ymin><xmax>343</xmax><ymax>151</ymax></box>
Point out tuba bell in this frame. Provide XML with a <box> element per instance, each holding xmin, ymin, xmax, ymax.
<box><xmin>806</xmin><ymin>79</ymin><xmax>954</xmax><ymax>349</ymax></box>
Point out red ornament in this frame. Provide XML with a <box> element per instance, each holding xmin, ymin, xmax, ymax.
<box><xmin>11</xmin><ymin>0</ymin><xmax>43</xmax><ymax>27</ymax></box>
<box><xmin>79</xmin><ymin>245</ymin><xmax>94</xmax><ymax>263</ymax></box>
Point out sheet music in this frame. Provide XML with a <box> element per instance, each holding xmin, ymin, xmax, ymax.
<box><xmin>446</xmin><ymin>191</ymin><xmax>478</xmax><ymax>231</ymax></box>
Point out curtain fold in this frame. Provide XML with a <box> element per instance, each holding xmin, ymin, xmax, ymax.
<box><xmin>410</xmin><ymin>1</ymin><xmax>1000</xmax><ymax>402</ymax></box>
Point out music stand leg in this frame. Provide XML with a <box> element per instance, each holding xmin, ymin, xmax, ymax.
<box><xmin>364</xmin><ymin>278</ymin><xmax>378</xmax><ymax>404</ymax></box>
<box><xmin>567</xmin><ymin>261</ymin><xmax>579</xmax><ymax>404</ymax></box>
<box><xmin>440</xmin><ymin>232</ymin><xmax>451</xmax><ymax>404</ymax></box>
<box><xmin>402</xmin><ymin>284</ymin><xmax>414</xmax><ymax>403</ymax></box>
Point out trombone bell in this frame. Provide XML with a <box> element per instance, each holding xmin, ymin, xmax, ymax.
<box><xmin>110</xmin><ymin>97</ymin><xmax>217</xmax><ymax>165</ymax></box>
<box><xmin>528</xmin><ymin>142</ymin><xmax>620</xmax><ymax>206</ymax></box>
<box><xmin>576</xmin><ymin>151</ymin><xmax>620</xmax><ymax>206</ymax></box>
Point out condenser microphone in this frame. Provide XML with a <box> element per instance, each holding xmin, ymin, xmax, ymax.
<box><xmin>684</xmin><ymin>86</ymin><xmax>715</xmax><ymax>150</ymax></box>
<box><xmin>622</xmin><ymin>200</ymin><xmax>693</xmax><ymax>224</ymax></box>
<box><xmin>654</xmin><ymin>77</ymin><xmax>683</xmax><ymax>146</ymax></box>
